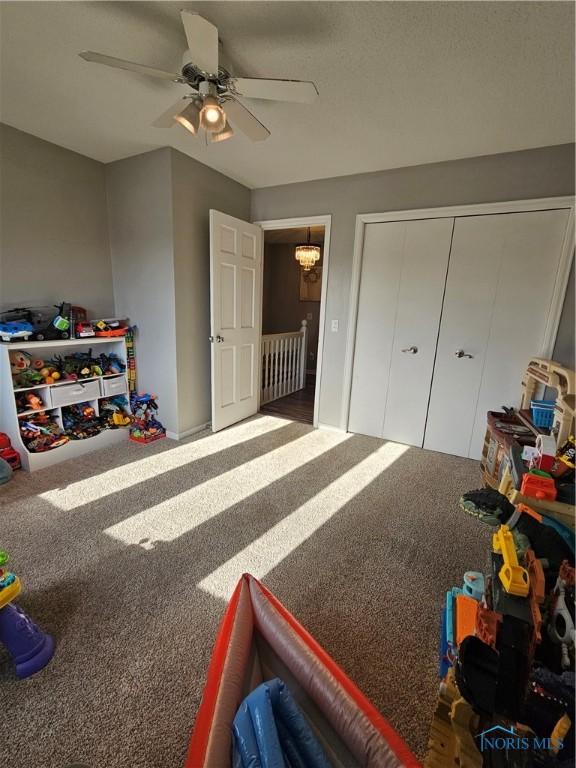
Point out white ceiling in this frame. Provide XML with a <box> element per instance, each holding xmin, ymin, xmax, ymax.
<box><xmin>1</xmin><ymin>1</ymin><xmax>574</xmax><ymax>188</ymax></box>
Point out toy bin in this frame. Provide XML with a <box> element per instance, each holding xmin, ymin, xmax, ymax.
<box><xmin>101</xmin><ymin>375</ymin><xmax>128</xmax><ymax>397</ymax></box>
<box><xmin>530</xmin><ymin>399</ymin><xmax>555</xmax><ymax>429</ymax></box>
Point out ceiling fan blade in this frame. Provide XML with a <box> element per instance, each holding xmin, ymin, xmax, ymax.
<box><xmin>180</xmin><ymin>11</ymin><xmax>219</xmax><ymax>75</ymax></box>
<box><xmin>79</xmin><ymin>51</ymin><xmax>185</xmax><ymax>83</ymax></box>
<box><xmin>224</xmin><ymin>98</ymin><xmax>270</xmax><ymax>142</ymax></box>
<box><xmin>152</xmin><ymin>97</ymin><xmax>192</xmax><ymax>128</ymax></box>
<box><xmin>210</xmin><ymin>121</ymin><xmax>234</xmax><ymax>143</ymax></box>
<box><xmin>233</xmin><ymin>77</ymin><xmax>318</xmax><ymax>104</ymax></box>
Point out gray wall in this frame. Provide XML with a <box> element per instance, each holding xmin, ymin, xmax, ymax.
<box><xmin>0</xmin><ymin>123</ymin><xmax>113</xmax><ymax>317</ymax></box>
<box><xmin>262</xmin><ymin>242</ymin><xmax>323</xmax><ymax>371</ymax></box>
<box><xmin>553</xmin><ymin>260</ymin><xmax>575</xmax><ymax>370</ymax></box>
<box><xmin>252</xmin><ymin>143</ymin><xmax>576</xmax><ymax>428</ymax></box>
<box><xmin>106</xmin><ymin>147</ymin><xmax>250</xmax><ymax>437</ymax></box>
<box><xmin>106</xmin><ymin>149</ymin><xmax>179</xmax><ymax>435</ymax></box>
<box><xmin>171</xmin><ymin>149</ymin><xmax>251</xmax><ymax>435</ymax></box>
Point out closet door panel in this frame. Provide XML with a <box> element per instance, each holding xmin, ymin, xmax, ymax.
<box><xmin>348</xmin><ymin>222</ymin><xmax>404</xmax><ymax>438</ymax></box>
<box><xmin>348</xmin><ymin>218</ymin><xmax>453</xmax><ymax>443</ymax></box>
<box><xmin>424</xmin><ymin>209</ymin><xmax>571</xmax><ymax>459</ymax></box>
<box><xmin>382</xmin><ymin>217</ymin><xmax>453</xmax><ymax>445</ymax></box>
<box><xmin>467</xmin><ymin>209</ymin><xmax>571</xmax><ymax>458</ymax></box>
<box><xmin>423</xmin><ymin>216</ymin><xmax>502</xmax><ymax>456</ymax></box>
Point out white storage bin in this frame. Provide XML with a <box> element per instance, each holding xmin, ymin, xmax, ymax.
<box><xmin>101</xmin><ymin>375</ymin><xmax>128</xmax><ymax>397</ymax></box>
<box><xmin>50</xmin><ymin>379</ymin><xmax>101</xmax><ymax>407</ymax></box>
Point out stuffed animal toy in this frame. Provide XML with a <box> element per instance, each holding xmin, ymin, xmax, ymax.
<box><xmin>9</xmin><ymin>350</ymin><xmax>31</xmax><ymax>376</ymax></box>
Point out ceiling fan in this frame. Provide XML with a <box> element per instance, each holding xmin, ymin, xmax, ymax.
<box><xmin>79</xmin><ymin>10</ymin><xmax>318</xmax><ymax>143</ymax></box>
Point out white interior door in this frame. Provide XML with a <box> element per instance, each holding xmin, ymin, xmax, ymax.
<box><xmin>424</xmin><ymin>209</ymin><xmax>571</xmax><ymax>459</ymax></box>
<box><xmin>348</xmin><ymin>218</ymin><xmax>453</xmax><ymax>444</ymax></box>
<box><xmin>210</xmin><ymin>210</ymin><xmax>262</xmax><ymax>432</ymax></box>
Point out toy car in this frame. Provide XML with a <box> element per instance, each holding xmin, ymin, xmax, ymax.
<box><xmin>0</xmin><ymin>321</ymin><xmax>34</xmax><ymax>342</ymax></box>
<box><xmin>75</xmin><ymin>322</ymin><xmax>95</xmax><ymax>338</ymax></box>
<box><xmin>0</xmin><ymin>303</ymin><xmax>71</xmax><ymax>341</ymax></box>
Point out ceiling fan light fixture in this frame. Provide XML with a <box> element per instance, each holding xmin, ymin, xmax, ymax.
<box><xmin>295</xmin><ymin>228</ymin><xmax>321</xmax><ymax>271</ymax></box>
<box><xmin>210</xmin><ymin>121</ymin><xmax>234</xmax><ymax>143</ymax></box>
<box><xmin>175</xmin><ymin>101</ymin><xmax>200</xmax><ymax>134</ymax></box>
<box><xmin>200</xmin><ymin>96</ymin><xmax>227</xmax><ymax>133</ymax></box>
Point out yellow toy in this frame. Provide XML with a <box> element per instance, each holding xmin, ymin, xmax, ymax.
<box><xmin>492</xmin><ymin>525</ymin><xmax>529</xmax><ymax>597</ymax></box>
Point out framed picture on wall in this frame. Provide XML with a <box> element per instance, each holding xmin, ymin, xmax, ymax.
<box><xmin>299</xmin><ymin>267</ymin><xmax>322</xmax><ymax>302</ymax></box>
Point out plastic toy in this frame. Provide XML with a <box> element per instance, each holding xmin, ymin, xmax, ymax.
<box><xmin>475</xmin><ymin>602</ymin><xmax>501</xmax><ymax>650</ymax></box>
<box><xmin>0</xmin><ymin>457</ymin><xmax>12</xmax><ymax>484</ymax></box>
<box><xmin>9</xmin><ymin>349</ymin><xmax>43</xmax><ymax>388</ymax></box>
<box><xmin>125</xmin><ymin>328</ymin><xmax>137</xmax><ymax>392</ymax></box>
<box><xmin>0</xmin><ymin>432</ymin><xmax>21</xmax><ymax>470</ymax></box>
<box><xmin>528</xmin><ymin>434</ymin><xmax>557</xmax><ymax>473</ymax></box>
<box><xmin>548</xmin><ymin>561</ymin><xmax>575</xmax><ymax>670</ymax></box>
<box><xmin>0</xmin><ymin>550</ymin><xmax>55</xmax><ymax>678</ymax></box>
<box><xmin>426</xmin><ymin>668</ymin><xmax>482</xmax><ymax>768</ymax></box>
<box><xmin>186</xmin><ymin>573</ymin><xmax>419</xmax><ymax>768</ymax></box>
<box><xmin>0</xmin><ymin>320</ymin><xmax>34</xmax><ymax>342</ymax></box>
<box><xmin>100</xmin><ymin>396</ymin><xmax>132</xmax><ymax>428</ymax></box>
<box><xmin>62</xmin><ymin>402</ymin><xmax>103</xmax><ymax>440</ymax></box>
<box><xmin>19</xmin><ymin>412</ymin><xmax>69</xmax><ymax>452</ymax></box>
<box><xmin>520</xmin><ymin>472</ymin><xmax>557</xmax><ymax>501</ymax></box>
<box><xmin>129</xmin><ymin>393</ymin><xmax>165</xmax><ymax>444</ymax></box>
<box><xmin>492</xmin><ymin>525</ymin><xmax>530</xmax><ymax>597</ymax></box>
<box><xmin>1</xmin><ymin>303</ymin><xmax>71</xmax><ymax>341</ymax></box>
<box><xmin>455</xmin><ymin>594</ymin><xmax>479</xmax><ymax>646</ymax></box>
<box><xmin>93</xmin><ymin>318</ymin><xmax>128</xmax><ymax>337</ymax></box>
<box><xmin>462</xmin><ymin>571</ymin><xmax>485</xmax><ymax>601</ymax></box>
<box><xmin>232</xmin><ymin>678</ymin><xmax>331</xmax><ymax>767</ymax></box>
<box><xmin>75</xmin><ymin>322</ymin><xmax>95</xmax><ymax>338</ymax></box>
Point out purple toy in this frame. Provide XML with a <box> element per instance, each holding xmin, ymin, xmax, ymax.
<box><xmin>0</xmin><ymin>603</ymin><xmax>54</xmax><ymax>678</ymax></box>
<box><xmin>0</xmin><ymin>603</ymin><xmax>55</xmax><ymax>678</ymax></box>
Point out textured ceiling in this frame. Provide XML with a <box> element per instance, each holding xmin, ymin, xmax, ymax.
<box><xmin>1</xmin><ymin>1</ymin><xmax>574</xmax><ymax>188</ymax></box>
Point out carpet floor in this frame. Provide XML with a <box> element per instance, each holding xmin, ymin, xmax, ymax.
<box><xmin>0</xmin><ymin>415</ymin><xmax>490</xmax><ymax>767</ymax></box>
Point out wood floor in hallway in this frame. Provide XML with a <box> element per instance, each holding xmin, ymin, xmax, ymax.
<box><xmin>259</xmin><ymin>380</ymin><xmax>315</xmax><ymax>424</ymax></box>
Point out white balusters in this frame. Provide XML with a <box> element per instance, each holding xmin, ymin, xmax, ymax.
<box><xmin>261</xmin><ymin>320</ymin><xmax>309</xmax><ymax>405</ymax></box>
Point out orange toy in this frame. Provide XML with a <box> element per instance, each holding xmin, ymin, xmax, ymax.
<box><xmin>520</xmin><ymin>473</ymin><xmax>557</xmax><ymax>501</ymax></box>
<box><xmin>455</xmin><ymin>594</ymin><xmax>478</xmax><ymax>646</ymax></box>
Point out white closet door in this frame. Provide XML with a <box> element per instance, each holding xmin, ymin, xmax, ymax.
<box><xmin>424</xmin><ymin>209</ymin><xmax>571</xmax><ymax>459</ymax></box>
<box><xmin>348</xmin><ymin>218</ymin><xmax>453</xmax><ymax>444</ymax></box>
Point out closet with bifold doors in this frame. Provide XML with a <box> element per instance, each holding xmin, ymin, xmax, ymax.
<box><xmin>347</xmin><ymin>202</ymin><xmax>573</xmax><ymax>459</ymax></box>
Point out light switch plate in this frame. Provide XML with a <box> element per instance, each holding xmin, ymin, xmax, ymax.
<box><xmin>331</xmin><ymin>319</ymin><xmax>339</xmax><ymax>332</ymax></box>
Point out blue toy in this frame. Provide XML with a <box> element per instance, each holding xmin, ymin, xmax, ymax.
<box><xmin>232</xmin><ymin>678</ymin><xmax>331</xmax><ymax>768</ymax></box>
<box><xmin>463</xmin><ymin>571</ymin><xmax>485</xmax><ymax>601</ymax></box>
<box><xmin>0</xmin><ymin>320</ymin><xmax>34</xmax><ymax>342</ymax></box>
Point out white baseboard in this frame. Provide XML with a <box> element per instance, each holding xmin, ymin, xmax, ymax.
<box><xmin>166</xmin><ymin>422</ymin><xmax>211</xmax><ymax>441</ymax></box>
<box><xmin>317</xmin><ymin>422</ymin><xmax>346</xmax><ymax>434</ymax></box>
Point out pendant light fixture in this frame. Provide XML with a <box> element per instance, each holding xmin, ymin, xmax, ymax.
<box><xmin>295</xmin><ymin>227</ymin><xmax>321</xmax><ymax>271</ymax></box>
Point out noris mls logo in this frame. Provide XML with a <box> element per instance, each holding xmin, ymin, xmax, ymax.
<box><xmin>478</xmin><ymin>724</ymin><xmax>564</xmax><ymax>752</ymax></box>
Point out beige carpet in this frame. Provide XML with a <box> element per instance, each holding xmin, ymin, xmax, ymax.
<box><xmin>0</xmin><ymin>415</ymin><xmax>490</xmax><ymax>767</ymax></box>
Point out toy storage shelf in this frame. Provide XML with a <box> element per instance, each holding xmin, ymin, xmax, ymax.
<box><xmin>0</xmin><ymin>338</ymin><xmax>131</xmax><ymax>472</ymax></box>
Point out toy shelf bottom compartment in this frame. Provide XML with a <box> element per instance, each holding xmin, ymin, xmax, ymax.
<box><xmin>21</xmin><ymin>427</ymin><xmax>129</xmax><ymax>472</ymax></box>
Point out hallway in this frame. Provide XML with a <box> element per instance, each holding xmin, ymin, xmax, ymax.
<box><xmin>260</xmin><ymin>379</ymin><xmax>315</xmax><ymax>424</ymax></box>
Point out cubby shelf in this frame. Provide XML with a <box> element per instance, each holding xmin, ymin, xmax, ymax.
<box><xmin>1</xmin><ymin>338</ymin><xmax>131</xmax><ymax>471</ymax></box>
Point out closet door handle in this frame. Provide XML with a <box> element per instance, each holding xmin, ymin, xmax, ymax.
<box><xmin>454</xmin><ymin>349</ymin><xmax>473</xmax><ymax>359</ymax></box>
<box><xmin>401</xmin><ymin>346</ymin><xmax>418</xmax><ymax>354</ymax></box>
<box><xmin>209</xmin><ymin>335</ymin><xmax>224</xmax><ymax>343</ymax></box>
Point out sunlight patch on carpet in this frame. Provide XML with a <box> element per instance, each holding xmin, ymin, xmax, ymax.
<box><xmin>103</xmin><ymin>429</ymin><xmax>351</xmax><ymax>548</ymax></box>
<box><xmin>38</xmin><ymin>416</ymin><xmax>288</xmax><ymax>511</ymax></box>
<box><xmin>197</xmin><ymin>441</ymin><xmax>409</xmax><ymax>600</ymax></box>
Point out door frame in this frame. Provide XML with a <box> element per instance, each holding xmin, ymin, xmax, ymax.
<box><xmin>253</xmin><ymin>214</ymin><xmax>332</xmax><ymax>428</ymax></box>
<box><xmin>341</xmin><ymin>196</ymin><xmax>575</xmax><ymax>431</ymax></box>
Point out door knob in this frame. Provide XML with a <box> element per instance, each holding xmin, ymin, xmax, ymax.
<box><xmin>209</xmin><ymin>335</ymin><xmax>224</xmax><ymax>343</ymax></box>
<box><xmin>401</xmin><ymin>346</ymin><xmax>418</xmax><ymax>354</ymax></box>
<box><xmin>454</xmin><ymin>349</ymin><xmax>473</xmax><ymax>359</ymax></box>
